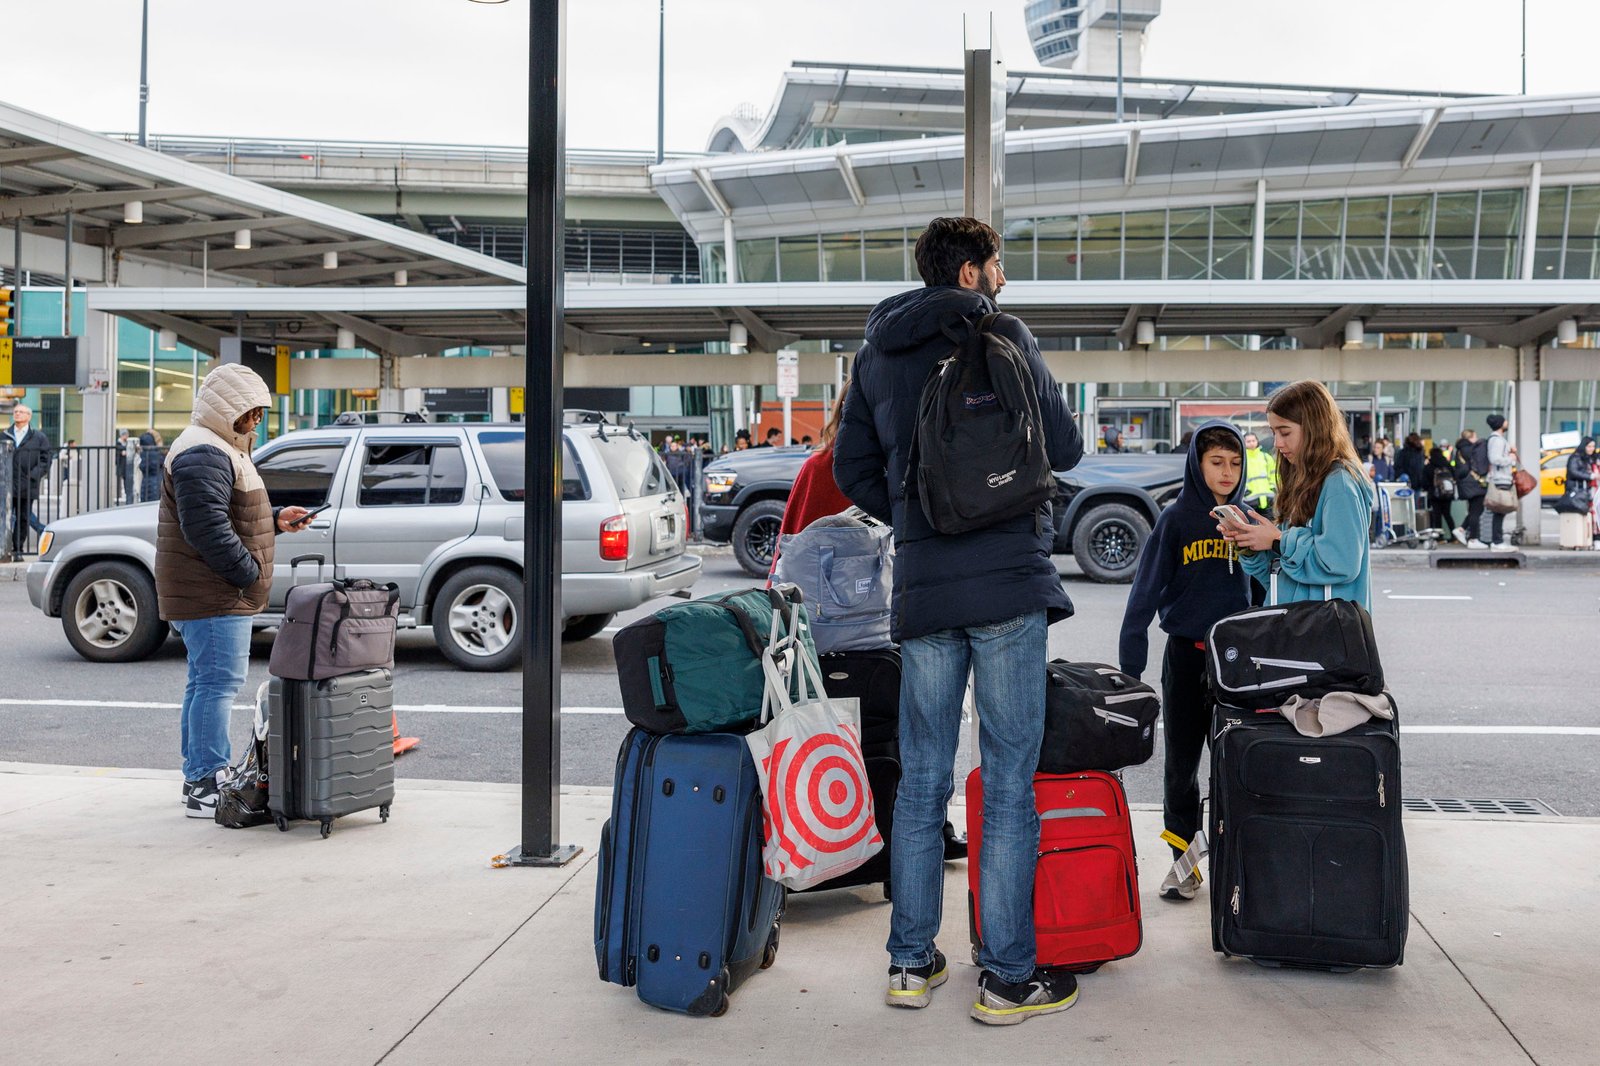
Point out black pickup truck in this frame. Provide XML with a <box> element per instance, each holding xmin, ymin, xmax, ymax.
<box><xmin>698</xmin><ymin>446</ymin><xmax>1186</xmax><ymax>582</ymax></box>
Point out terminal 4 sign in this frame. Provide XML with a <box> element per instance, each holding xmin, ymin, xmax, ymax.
<box><xmin>0</xmin><ymin>336</ymin><xmax>80</xmax><ymax>387</ymax></box>
<box><xmin>218</xmin><ymin>337</ymin><xmax>292</xmax><ymax>393</ymax></box>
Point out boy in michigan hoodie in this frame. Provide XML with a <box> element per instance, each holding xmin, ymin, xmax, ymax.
<box><xmin>1117</xmin><ymin>420</ymin><xmax>1250</xmax><ymax>901</ymax></box>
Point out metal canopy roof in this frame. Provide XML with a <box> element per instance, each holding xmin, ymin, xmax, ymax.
<box><xmin>86</xmin><ymin>280</ymin><xmax>1600</xmax><ymax>356</ymax></box>
<box><xmin>664</xmin><ymin>94</ymin><xmax>1600</xmax><ymax>243</ymax></box>
<box><xmin>0</xmin><ymin>100</ymin><xmax>525</xmax><ymax>288</ymax></box>
<box><xmin>706</xmin><ymin>62</ymin><xmax>1467</xmax><ymax>153</ymax></box>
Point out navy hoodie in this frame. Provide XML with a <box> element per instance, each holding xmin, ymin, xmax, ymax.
<box><xmin>1117</xmin><ymin>420</ymin><xmax>1251</xmax><ymax>678</ymax></box>
<box><xmin>833</xmin><ymin>285</ymin><xmax>1083</xmax><ymax>641</ymax></box>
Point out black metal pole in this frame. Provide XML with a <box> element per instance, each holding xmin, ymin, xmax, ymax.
<box><xmin>508</xmin><ymin>0</ymin><xmax>578</xmax><ymax>867</ymax></box>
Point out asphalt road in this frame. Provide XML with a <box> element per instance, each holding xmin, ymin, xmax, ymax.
<box><xmin>2</xmin><ymin>552</ymin><xmax>1598</xmax><ymax>814</ymax></box>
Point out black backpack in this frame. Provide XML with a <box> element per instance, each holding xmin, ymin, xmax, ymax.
<box><xmin>907</xmin><ymin>313</ymin><xmax>1056</xmax><ymax>534</ymax></box>
<box><xmin>1468</xmin><ymin>438</ymin><xmax>1491</xmax><ymax>476</ymax></box>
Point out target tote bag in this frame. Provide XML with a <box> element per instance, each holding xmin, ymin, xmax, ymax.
<box><xmin>746</xmin><ymin>593</ymin><xmax>883</xmax><ymax>891</ymax></box>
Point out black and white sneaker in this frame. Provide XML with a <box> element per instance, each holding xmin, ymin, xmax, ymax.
<box><xmin>185</xmin><ymin>770</ymin><xmax>228</xmax><ymax>819</ymax></box>
<box><xmin>885</xmin><ymin>950</ymin><xmax>948</xmax><ymax>1009</ymax></box>
<box><xmin>181</xmin><ymin>778</ymin><xmax>204</xmax><ymax>805</ymax></box>
<box><xmin>971</xmin><ymin>968</ymin><xmax>1079</xmax><ymax>1026</ymax></box>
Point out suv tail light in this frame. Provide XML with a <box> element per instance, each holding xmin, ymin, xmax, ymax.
<box><xmin>600</xmin><ymin>515</ymin><xmax>629</xmax><ymax>560</ymax></box>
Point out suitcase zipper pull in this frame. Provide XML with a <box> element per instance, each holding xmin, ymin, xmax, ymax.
<box><xmin>1231</xmin><ymin>886</ymin><xmax>1241</xmax><ymax>915</ymax></box>
<box><xmin>1378</xmin><ymin>772</ymin><xmax>1386</xmax><ymax>808</ymax></box>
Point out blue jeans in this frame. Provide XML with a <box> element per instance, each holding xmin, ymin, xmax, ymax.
<box><xmin>172</xmin><ymin>615</ymin><xmax>252</xmax><ymax>782</ymax></box>
<box><xmin>888</xmin><ymin>610</ymin><xmax>1048</xmax><ymax>985</ymax></box>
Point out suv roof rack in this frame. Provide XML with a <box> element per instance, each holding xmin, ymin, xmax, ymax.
<box><xmin>322</xmin><ymin>410</ymin><xmax>433</xmax><ymax>427</ymax></box>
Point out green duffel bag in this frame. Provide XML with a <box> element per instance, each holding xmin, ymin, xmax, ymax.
<box><xmin>615</xmin><ymin>586</ymin><xmax>815</xmax><ymax>734</ymax></box>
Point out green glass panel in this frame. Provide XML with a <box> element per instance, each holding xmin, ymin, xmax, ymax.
<box><xmin>863</xmin><ymin>229</ymin><xmax>906</xmax><ymax>281</ymax></box>
<box><xmin>1474</xmin><ymin>188</ymin><xmax>1522</xmax><ymax>279</ymax></box>
<box><xmin>777</xmin><ymin>235</ymin><xmax>820</xmax><ymax>283</ymax></box>
<box><xmin>1342</xmin><ymin>196</ymin><xmax>1387</xmax><ymax>280</ymax></box>
<box><xmin>737</xmin><ymin>238</ymin><xmax>777</xmax><ymax>283</ymax></box>
<box><xmin>1211</xmin><ymin>204</ymin><xmax>1253</xmax><ymax>279</ymax></box>
<box><xmin>1388</xmin><ymin>194</ymin><xmax>1432</xmax><ymax>280</ymax></box>
<box><xmin>1533</xmin><ymin>186</ymin><xmax>1567</xmax><ymax>279</ymax></box>
<box><xmin>1564</xmin><ymin>186</ymin><xmax>1600</xmax><ymax>280</ymax></box>
<box><xmin>1263</xmin><ymin>201</ymin><xmax>1298</xmax><ymax>279</ymax></box>
<box><xmin>1036</xmin><ymin>215</ymin><xmax>1079</xmax><ymax>281</ymax></box>
<box><xmin>1163</xmin><ymin>208</ymin><xmax>1208</xmax><ymax>280</ymax></box>
<box><xmin>1297</xmin><ymin>200</ymin><xmax>1342</xmax><ymax>279</ymax></box>
<box><xmin>1430</xmin><ymin>192</ymin><xmax>1477</xmax><ymax>280</ymax></box>
<box><xmin>821</xmin><ymin>232</ymin><xmax>862</xmax><ymax>282</ymax></box>
<box><xmin>1079</xmin><ymin>213</ymin><xmax>1121</xmax><ymax>280</ymax></box>
<box><xmin>1003</xmin><ymin>219</ymin><xmax>1035</xmax><ymax>281</ymax></box>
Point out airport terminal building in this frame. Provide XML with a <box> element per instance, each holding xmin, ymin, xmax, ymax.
<box><xmin>0</xmin><ymin>0</ymin><xmax>1596</xmax><ymax>460</ymax></box>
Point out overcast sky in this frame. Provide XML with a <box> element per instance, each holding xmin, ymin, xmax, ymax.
<box><xmin>1</xmin><ymin>1</ymin><xmax>1593</xmax><ymax>152</ymax></box>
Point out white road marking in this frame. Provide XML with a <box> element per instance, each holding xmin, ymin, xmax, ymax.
<box><xmin>1387</xmin><ymin>594</ymin><xmax>1474</xmax><ymax>601</ymax></box>
<box><xmin>1403</xmin><ymin>725</ymin><xmax>1600</xmax><ymax>736</ymax></box>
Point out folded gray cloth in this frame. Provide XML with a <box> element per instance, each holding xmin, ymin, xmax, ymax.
<box><xmin>1278</xmin><ymin>691</ymin><xmax>1396</xmax><ymax>737</ymax></box>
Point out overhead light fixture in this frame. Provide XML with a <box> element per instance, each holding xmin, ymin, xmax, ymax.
<box><xmin>1134</xmin><ymin>318</ymin><xmax>1155</xmax><ymax>346</ymax></box>
<box><xmin>642</xmin><ymin>340</ymin><xmax>653</xmax><ymax>348</ymax></box>
<box><xmin>666</xmin><ymin>343</ymin><xmax>677</xmax><ymax>354</ymax></box>
<box><xmin>335</xmin><ymin>328</ymin><xmax>356</xmax><ymax>350</ymax></box>
<box><xmin>1343</xmin><ymin>318</ymin><xmax>1365</xmax><ymax>348</ymax></box>
<box><xmin>1557</xmin><ymin>317</ymin><xmax>1579</xmax><ymax>345</ymax></box>
<box><xmin>394</xmin><ymin>269</ymin><xmax>408</xmax><ymax>287</ymax></box>
<box><xmin>323</xmin><ymin>251</ymin><xmax>339</xmax><ymax>270</ymax></box>
<box><xmin>233</xmin><ymin>228</ymin><xmax>252</xmax><ymax>250</ymax></box>
<box><xmin>123</xmin><ymin>201</ymin><xmax>143</xmax><ymax>224</ymax></box>
<box><xmin>729</xmin><ymin>323</ymin><xmax>749</xmax><ymax>352</ymax></box>
<box><xmin>157</xmin><ymin>328</ymin><xmax>178</xmax><ymax>351</ymax></box>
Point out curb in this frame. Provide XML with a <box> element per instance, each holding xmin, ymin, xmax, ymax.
<box><xmin>0</xmin><ymin>562</ymin><xmax>26</xmax><ymax>582</ymax></box>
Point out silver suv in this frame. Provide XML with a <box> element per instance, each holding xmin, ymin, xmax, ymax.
<box><xmin>25</xmin><ymin>419</ymin><xmax>700</xmax><ymax>671</ymax></box>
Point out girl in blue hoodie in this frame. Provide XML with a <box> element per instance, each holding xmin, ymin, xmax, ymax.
<box><xmin>1223</xmin><ymin>380</ymin><xmax>1372</xmax><ymax>609</ymax></box>
<box><xmin>1118</xmin><ymin>421</ymin><xmax>1251</xmax><ymax>901</ymax></box>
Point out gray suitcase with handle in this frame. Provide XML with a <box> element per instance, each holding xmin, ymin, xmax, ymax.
<box><xmin>267</xmin><ymin>668</ymin><xmax>395</xmax><ymax>838</ymax></box>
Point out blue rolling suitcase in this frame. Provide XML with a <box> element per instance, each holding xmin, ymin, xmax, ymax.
<box><xmin>595</xmin><ymin>728</ymin><xmax>784</xmax><ymax>1016</ymax></box>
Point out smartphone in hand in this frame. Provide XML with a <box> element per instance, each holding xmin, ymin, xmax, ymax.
<box><xmin>1210</xmin><ymin>504</ymin><xmax>1253</xmax><ymax>530</ymax></box>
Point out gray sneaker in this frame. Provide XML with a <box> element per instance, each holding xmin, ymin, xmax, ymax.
<box><xmin>971</xmin><ymin>968</ymin><xmax>1078</xmax><ymax>1026</ymax></box>
<box><xmin>886</xmin><ymin>950</ymin><xmax>948</xmax><ymax>1009</ymax></box>
<box><xmin>1160</xmin><ymin>867</ymin><xmax>1200</xmax><ymax>901</ymax></box>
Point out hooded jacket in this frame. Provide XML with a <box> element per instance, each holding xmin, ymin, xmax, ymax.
<box><xmin>1117</xmin><ymin>420</ymin><xmax>1251</xmax><ymax>678</ymax></box>
<box><xmin>832</xmin><ymin>286</ymin><xmax>1082</xmax><ymax>641</ymax></box>
<box><xmin>155</xmin><ymin>363</ymin><xmax>278</xmax><ymax>621</ymax></box>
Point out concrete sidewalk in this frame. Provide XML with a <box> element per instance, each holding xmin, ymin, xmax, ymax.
<box><xmin>3</xmin><ymin>764</ymin><xmax>1593</xmax><ymax>1065</ymax></box>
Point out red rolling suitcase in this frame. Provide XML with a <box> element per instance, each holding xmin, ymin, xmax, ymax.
<box><xmin>966</xmin><ymin>768</ymin><xmax>1142</xmax><ymax>973</ymax></box>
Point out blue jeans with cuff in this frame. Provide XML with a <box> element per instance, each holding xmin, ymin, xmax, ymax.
<box><xmin>173</xmin><ymin>614</ymin><xmax>252</xmax><ymax>782</ymax></box>
<box><xmin>887</xmin><ymin>610</ymin><xmax>1048</xmax><ymax>985</ymax></box>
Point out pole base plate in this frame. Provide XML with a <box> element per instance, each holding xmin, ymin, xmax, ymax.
<box><xmin>495</xmin><ymin>843</ymin><xmax>583</xmax><ymax>868</ymax></box>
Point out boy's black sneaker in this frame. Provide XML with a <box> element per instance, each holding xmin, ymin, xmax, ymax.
<box><xmin>185</xmin><ymin>772</ymin><xmax>225</xmax><ymax>819</ymax></box>
<box><xmin>181</xmin><ymin>778</ymin><xmax>204</xmax><ymax>805</ymax></box>
<box><xmin>971</xmin><ymin>968</ymin><xmax>1079</xmax><ymax>1026</ymax></box>
<box><xmin>885</xmin><ymin>950</ymin><xmax>948</xmax><ymax>1008</ymax></box>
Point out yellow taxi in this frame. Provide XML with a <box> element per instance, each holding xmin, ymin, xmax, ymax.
<box><xmin>1541</xmin><ymin>448</ymin><xmax>1573</xmax><ymax>501</ymax></box>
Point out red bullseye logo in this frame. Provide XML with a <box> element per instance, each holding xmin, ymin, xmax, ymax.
<box><xmin>761</xmin><ymin>724</ymin><xmax>881</xmax><ymax>878</ymax></box>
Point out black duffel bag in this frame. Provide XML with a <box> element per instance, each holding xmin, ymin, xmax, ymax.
<box><xmin>1037</xmin><ymin>660</ymin><xmax>1160</xmax><ymax>774</ymax></box>
<box><xmin>1205</xmin><ymin>597</ymin><xmax>1383</xmax><ymax>709</ymax></box>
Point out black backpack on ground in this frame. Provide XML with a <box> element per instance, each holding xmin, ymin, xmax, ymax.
<box><xmin>908</xmin><ymin>312</ymin><xmax>1057</xmax><ymax>535</ymax></box>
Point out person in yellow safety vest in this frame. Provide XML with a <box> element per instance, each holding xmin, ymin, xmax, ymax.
<box><xmin>1242</xmin><ymin>431</ymin><xmax>1279</xmax><ymax>515</ymax></box>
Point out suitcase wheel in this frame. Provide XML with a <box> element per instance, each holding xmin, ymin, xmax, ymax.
<box><xmin>379</xmin><ymin>804</ymin><xmax>391</xmax><ymax>823</ymax></box>
<box><xmin>710</xmin><ymin>994</ymin><xmax>731</xmax><ymax>1018</ymax></box>
<box><xmin>971</xmin><ymin>945</ymin><xmax>981</xmax><ymax>967</ymax></box>
<box><xmin>274</xmin><ymin>815</ymin><xmax>289</xmax><ymax>833</ymax></box>
<box><xmin>760</xmin><ymin>927</ymin><xmax>780</xmax><ymax>970</ymax></box>
<box><xmin>319</xmin><ymin>819</ymin><xmax>332</xmax><ymax>839</ymax></box>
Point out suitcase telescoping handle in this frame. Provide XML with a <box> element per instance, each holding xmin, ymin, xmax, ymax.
<box><xmin>289</xmin><ymin>553</ymin><xmax>347</xmax><ymax>585</ymax></box>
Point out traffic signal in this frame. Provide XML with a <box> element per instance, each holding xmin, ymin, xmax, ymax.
<box><xmin>0</xmin><ymin>287</ymin><xmax>12</xmax><ymax>337</ymax></box>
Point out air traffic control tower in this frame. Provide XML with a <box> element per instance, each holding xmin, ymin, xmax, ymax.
<box><xmin>1026</xmin><ymin>0</ymin><xmax>1162</xmax><ymax>76</ymax></box>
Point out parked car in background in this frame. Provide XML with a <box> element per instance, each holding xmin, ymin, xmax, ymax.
<box><xmin>27</xmin><ymin>419</ymin><xmax>699</xmax><ymax>670</ymax></box>
<box><xmin>698</xmin><ymin>446</ymin><xmax>1185</xmax><ymax>583</ymax></box>
<box><xmin>1541</xmin><ymin>448</ymin><xmax>1573</xmax><ymax>503</ymax></box>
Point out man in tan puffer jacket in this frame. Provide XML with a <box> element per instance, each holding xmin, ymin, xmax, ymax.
<box><xmin>155</xmin><ymin>363</ymin><xmax>311</xmax><ymax>818</ymax></box>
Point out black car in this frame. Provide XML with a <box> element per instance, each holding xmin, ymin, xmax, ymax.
<box><xmin>698</xmin><ymin>446</ymin><xmax>1185</xmax><ymax>582</ymax></box>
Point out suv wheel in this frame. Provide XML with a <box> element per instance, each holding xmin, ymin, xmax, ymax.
<box><xmin>731</xmin><ymin>499</ymin><xmax>785</xmax><ymax>578</ymax></box>
<box><xmin>61</xmin><ymin>561</ymin><xmax>168</xmax><ymax>663</ymax></box>
<box><xmin>434</xmin><ymin>566</ymin><xmax>524</xmax><ymax>671</ymax></box>
<box><xmin>1071</xmin><ymin>503</ymin><xmax>1150</xmax><ymax>584</ymax></box>
<box><xmin>562</xmin><ymin>613</ymin><xmax>615</xmax><ymax>642</ymax></box>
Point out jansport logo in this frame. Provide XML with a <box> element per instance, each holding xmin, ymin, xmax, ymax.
<box><xmin>964</xmin><ymin>391</ymin><xmax>998</xmax><ymax>409</ymax></box>
<box><xmin>987</xmin><ymin>470</ymin><xmax>1016</xmax><ymax>489</ymax></box>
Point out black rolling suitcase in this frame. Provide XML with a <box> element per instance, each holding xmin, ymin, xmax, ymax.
<box><xmin>267</xmin><ymin>668</ymin><xmax>396</xmax><ymax>838</ymax></box>
<box><xmin>1208</xmin><ymin>701</ymin><xmax>1408</xmax><ymax>970</ymax></box>
<box><xmin>802</xmin><ymin>649</ymin><xmax>965</xmax><ymax>898</ymax></box>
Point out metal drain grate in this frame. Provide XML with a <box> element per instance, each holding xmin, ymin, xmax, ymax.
<box><xmin>1403</xmin><ymin>797</ymin><xmax>1559</xmax><ymax>816</ymax></box>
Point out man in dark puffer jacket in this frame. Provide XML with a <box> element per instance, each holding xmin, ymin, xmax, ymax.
<box><xmin>156</xmin><ymin>363</ymin><xmax>311</xmax><ymax>818</ymax></box>
<box><xmin>834</xmin><ymin>217</ymin><xmax>1083</xmax><ymax>1025</ymax></box>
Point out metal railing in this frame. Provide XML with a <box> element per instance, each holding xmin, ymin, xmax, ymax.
<box><xmin>2</xmin><ymin>441</ymin><xmax>163</xmax><ymax>560</ymax></box>
<box><xmin>105</xmin><ymin>132</ymin><xmax>709</xmax><ymax>176</ymax></box>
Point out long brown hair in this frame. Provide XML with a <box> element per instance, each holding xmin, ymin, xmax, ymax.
<box><xmin>1268</xmin><ymin>380</ymin><xmax>1365</xmax><ymax>528</ymax></box>
<box><xmin>818</xmin><ymin>375</ymin><xmax>851</xmax><ymax>450</ymax></box>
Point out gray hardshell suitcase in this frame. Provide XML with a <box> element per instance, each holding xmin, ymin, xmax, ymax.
<box><xmin>772</xmin><ymin>514</ymin><xmax>893</xmax><ymax>654</ymax></box>
<box><xmin>267</xmin><ymin>668</ymin><xmax>395</xmax><ymax>838</ymax></box>
<box><xmin>268</xmin><ymin>554</ymin><xmax>400</xmax><ymax>682</ymax></box>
